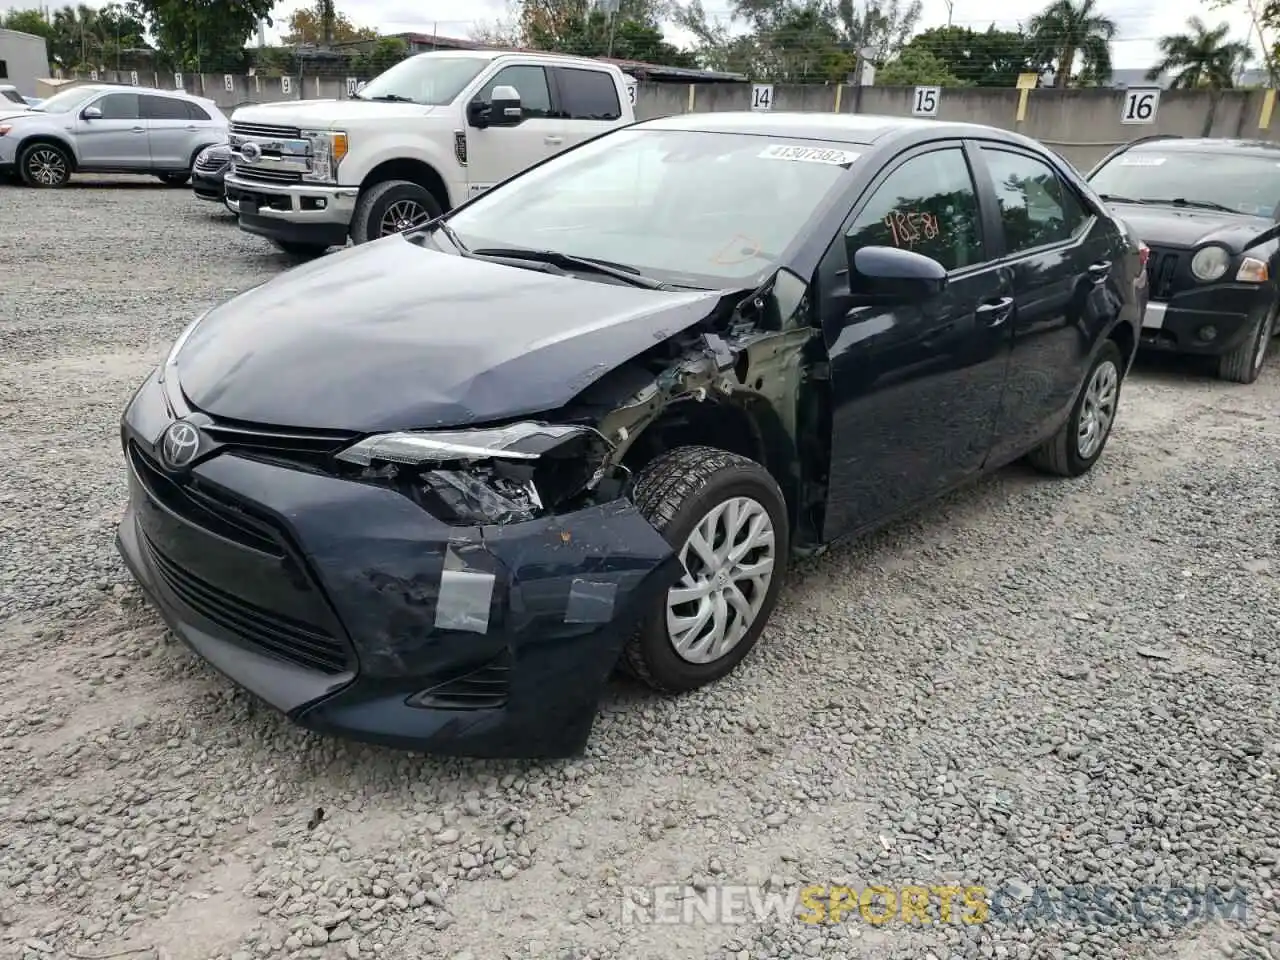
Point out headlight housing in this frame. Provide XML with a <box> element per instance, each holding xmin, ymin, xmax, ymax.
<box><xmin>336</xmin><ymin>422</ymin><xmax>616</xmax><ymax>525</ymax></box>
<box><xmin>301</xmin><ymin>129</ymin><xmax>348</xmax><ymax>183</ymax></box>
<box><xmin>1190</xmin><ymin>245</ymin><xmax>1231</xmax><ymax>282</ymax></box>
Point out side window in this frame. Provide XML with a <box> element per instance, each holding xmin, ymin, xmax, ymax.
<box><xmin>97</xmin><ymin>93</ymin><xmax>139</xmax><ymax>120</ymax></box>
<box><xmin>0</xmin><ymin>62</ymin><xmax>8</xmax><ymax>80</ymax></box>
<box><xmin>553</xmin><ymin>68</ymin><xmax>621</xmax><ymax>120</ymax></box>
<box><xmin>1</xmin><ymin>88</ymin><xmax>23</xmax><ymax>104</ymax></box>
<box><xmin>846</xmin><ymin>148</ymin><xmax>984</xmax><ymax>272</ymax></box>
<box><xmin>186</xmin><ymin>101</ymin><xmax>212</xmax><ymax>121</ymax></box>
<box><xmin>980</xmin><ymin>148</ymin><xmax>1087</xmax><ymax>254</ymax></box>
<box><xmin>140</xmin><ymin>95</ymin><xmax>189</xmax><ymax>120</ymax></box>
<box><xmin>477</xmin><ymin>65</ymin><xmax>551</xmax><ymax>119</ymax></box>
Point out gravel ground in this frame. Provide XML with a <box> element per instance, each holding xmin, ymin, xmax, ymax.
<box><xmin>0</xmin><ymin>176</ymin><xmax>1277</xmax><ymax>960</ymax></box>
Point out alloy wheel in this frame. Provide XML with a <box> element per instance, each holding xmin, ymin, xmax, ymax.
<box><xmin>379</xmin><ymin>199</ymin><xmax>431</xmax><ymax>237</ymax></box>
<box><xmin>26</xmin><ymin>147</ymin><xmax>66</xmax><ymax>186</ymax></box>
<box><xmin>666</xmin><ymin>496</ymin><xmax>777</xmax><ymax>664</ymax></box>
<box><xmin>1077</xmin><ymin>359</ymin><xmax>1119</xmax><ymax>460</ymax></box>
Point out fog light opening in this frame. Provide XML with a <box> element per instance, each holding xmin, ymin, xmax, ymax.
<box><xmin>1197</xmin><ymin>325</ymin><xmax>1218</xmax><ymax>342</ymax></box>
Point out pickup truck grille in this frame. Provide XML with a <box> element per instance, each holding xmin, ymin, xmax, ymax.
<box><xmin>231</xmin><ymin>120</ymin><xmax>302</xmax><ymax>139</ymax></box>
<box><xmin>233</xmin><ymin>166</ymin><xmax>303</xmax><ymax>185</ymax></box>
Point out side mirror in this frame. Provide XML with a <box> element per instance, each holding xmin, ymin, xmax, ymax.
<box><xmin>81</xmin><ymin>105</ymin><xmax>102</xmax><ymax>120</ymax></box>
<box><xmin>847</xmin><ymin>243</ymin><xmax>948</xmax><ymax>301</ymax></box>
<box><xmin>472</xmin><ymin>84</ymin><xmax>522</xmax><ymax>128</ymax></box>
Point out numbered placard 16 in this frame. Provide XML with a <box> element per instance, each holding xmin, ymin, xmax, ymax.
<box><xmin>912</xmin><ymin>85</ymin><xmax>940</xmax><ymax>118</ymax></box>
<box><xmin>223</xmin><ymin>74</ymin><xmax>235</xmax><ymax>92</ymax></box>
<box><xmin>1121</xmin><ymin>87</ymin><xmax>1160</xmax><ymax>124</ymax></box>
<box><xmin>751</xmin><ymin>83</ymin><xmax>773</xmax><ymax>112</ymax></box>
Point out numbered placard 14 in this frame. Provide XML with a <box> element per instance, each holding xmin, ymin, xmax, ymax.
<box><xmin>1121</xmin><ymin>87</ymin><xmax>1160</xmax><ymax>124</ymax></box>
<box><xmin>912</xmin><ymin>85</ymin><xmax>940</xmax><ymax>118</ymax></box>
<box><xmin>751</xmin><ymin>83</ymin><xmax>773</xmax><ymax>112</ymax></box>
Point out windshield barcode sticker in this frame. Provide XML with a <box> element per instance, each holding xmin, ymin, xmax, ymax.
<box><xmin>1118</xmin><ymin>156</ymin><xmax>1166</xmax><ymax>166</ymax></box>
<box><xmin>758</xmin><ymin>144</ymin><xmax>860</xmax><ymax>165</ymax></box>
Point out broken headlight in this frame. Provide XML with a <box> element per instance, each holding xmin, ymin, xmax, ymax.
<box><xmin>335</xmin><ymin>422</ymin><xmax>614</xmax><ymax>525</ymax></box>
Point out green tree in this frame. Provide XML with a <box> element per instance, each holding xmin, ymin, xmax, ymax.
<box><xmin>907</xmin><ymin>25</ymin><xmax>1047</xmax><ymax>87</ymax></box>
<box><xmin>1147</xmin><ymin>16</ymin><xmax>1252</xmax><ymax>88</ymax></box>
<box><xmin>875</xmin><ymin>46</ymin><xmax>967</xmax><ymax>85</ymax></box>
<box><xmin>349</xmin><ymin>36</ymin><xmax>409</xmax><ymax>77</ymax></box>
<box><xmin>507</xmin><ymin>0</ymin><xmax>696</xmax><ymax>66</ymax></box>
<box><xmin>1027</xmin><ymin>0</ymin><xmax>1116</xmax><ymax>87</ymax></box>
<box><xmin>132</xmin><ymin>0</ymin><xmax>274</xmax><ymax>72</ymax></box>
<box><xmin>282</xmin><ymin>2</ymin><xmax>379</xmax><ymax>46</ymax></box>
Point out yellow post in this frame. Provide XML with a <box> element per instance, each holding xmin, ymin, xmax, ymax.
<box><xmin>1014</xmin><ymin>73</ymin><xmax>1038</xmax><ymax>123</ymax></box>
<box><xmin>687</xmin><ymin>83</ymin><xmax>696</xmax><ymax>112</ymax></box>
<box><xmin>1260</xmin><ymin>89</ymin><xmax>1276</xmax><ymax>129</ymax></box>
<box><xmin>1016</xmin><ymin>89</ymin><xmax>1030</xmax><ymax>122</ymax></box>
<box><xmin>834</xmin><ymin>84</ymin><xmax>843</xmax><ymax>112</ymax></box>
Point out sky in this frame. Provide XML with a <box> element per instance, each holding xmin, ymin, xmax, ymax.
<box><xmin>1</xmin><ymin>0</ymin><xmax>1269</xmax><ymax>72</ymax></box>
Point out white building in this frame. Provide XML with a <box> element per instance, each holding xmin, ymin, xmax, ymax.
<box><xmin>0</xmin><ymin>27</ymin><xmax>51</xmax><ymax>97</ymax></box>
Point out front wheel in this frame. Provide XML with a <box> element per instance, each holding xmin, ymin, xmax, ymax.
<box><xmin>349</xmin><ymin>180</ymin><xmax>442</xmax><ymax>245</ymax></box>
<box><xmin>1026</xmin><ymin>339</ymin><xmax>1124</xmax><ymax>478</ymax></box>
<box><xmin>1215</xmin><ymin>303</ymin><xmax>1277</xmax><ymax>384</ymax></box>
<box><xmin>621</xmin><ymin>446</ymin><xmax>790</xmax><ymax>693</ymax></box>
<box><xmin>157</xmin><ymin>172</ymin><xmax>190</xmax><ymax>186</ymax></box>
<box><xmin>18</xmin><ymin>142</ymin><xmax>71</xmax><ymax>187</ymax></box>
<box><xmin>271</xmin><ymin>239</ymin><xmax>330</xmax><ymax>260</ymax></box>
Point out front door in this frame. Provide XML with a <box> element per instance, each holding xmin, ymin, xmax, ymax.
<box><xmin>818</xmin><ymin>142</ymin><xmax>1012</xmax><ymax>540</ymax></box>
<box><xmin>463</xmin><ymin>64</ymin><xmax>562</xmax><ymax>200</ymax></box>
<box><xmin>75</xmin><ymin>92</ymin><xmax>148</xmax><ymax>168</ymax></box>
<box><xmin>971</xmin><ymin>143</ymin><xmax>1123</xmax><ymax>465</ymax></box>
<box><xmin>140</xmin><ymin>94</ymin><xmax>194</xmax><ymax>169</ymax></box>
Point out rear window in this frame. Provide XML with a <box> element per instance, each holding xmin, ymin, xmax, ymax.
<box><xmin>1089</xmin><ymin>149</ymin><xmax>1280</xmax><ymax>218</ymax></box>
<box><xmin>553</xmin><ymin>67</ymin><xmax>621</xmax><ymax>121</ymax></box>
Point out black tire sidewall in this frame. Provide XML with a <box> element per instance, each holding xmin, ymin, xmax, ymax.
<box><xmin>1062</xmin><ymin>340</ymin><xmax>1124</xmax><ymax>474</ymax></box>
<box><xmin>635</xmin><ymin>467</ymin><xmax>790</xmax><ymax>691</ymax></box>
<box><xmin>19</xmin><ymin>142</ymin><xmax>70</xmax><ymax>187</ymax></box>
<box><xmin>355</xmin><ymin>182</ymin><xmax>441</xmax><ymax>243</ymax></box>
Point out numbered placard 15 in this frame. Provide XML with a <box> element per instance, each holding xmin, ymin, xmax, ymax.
<box><xmin>1121</xmin><ymin>87</ymin><xmax>1160</xmax><ymax>125</ymax></box>
<box><xmin>912</xmin><ymin>85</ymin><xmax>940</xmax><ymax>118</ymax></box>
<box><xmin>751</xmin><ymin>83</ymin><xmax>773</xmax><ymax>112</ymax></box>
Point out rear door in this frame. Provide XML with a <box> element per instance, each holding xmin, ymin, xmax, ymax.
<box><xmin>140</xmin><ymin>94</ymin><xmax>194</xmax><ymax>169</ymax></box>
<box><xmin>968</xmin><ymin>143</ymin><xmax>1122</xmax><ymax>465</ymax></box>
<box><xmin>818</xmin><ymin>141</ymin><xmax>1013</xmax><ymax>540</ymax></box>
<box><xmin>547</xmin><ymin>66</ymin><xmax>624</xmax><ymax>151</ymax></box>
<box><xmin>75</xmin><ymin>91</ymin><xmax>147</xmax><ymax>168</ymax></box>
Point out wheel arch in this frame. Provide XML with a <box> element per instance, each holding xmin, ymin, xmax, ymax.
<box><xmin>17</xmin><ymin>134</ymin><xmax>78</xmax><ymax>170</ymax></box>
<box><xmin>360</xmin><ymin>158</ymin><xmax>451</xmax><ymax>211</ymax></box>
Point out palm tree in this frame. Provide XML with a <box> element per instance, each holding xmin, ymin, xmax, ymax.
<box><xmin>1028</xmin><ymin>0</ymin><xmax>1117</xmax><ymax>88</ymax></box>
<box><xmin>1146</xmin><ymin>17</ymin><xmax>1253</xmax><ymax>89</ymax></box>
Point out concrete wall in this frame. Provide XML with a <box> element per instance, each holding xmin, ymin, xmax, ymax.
<box><xmin>67</xmin><ymin>68</ymin><xmax>1280</xmax><ymax>171</ymax></box>
<box><xmin>1</xmin><ymin>28</ymin><xmax>52</xmax><ymax>97</ymax></box>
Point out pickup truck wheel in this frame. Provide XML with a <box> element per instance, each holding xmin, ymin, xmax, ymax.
<box><xmin>350</xmin><ymin>180</ymin><xmax>441</xmax><ymax>245</ymax></box>
<box><xmin>1026</xmin><ymin>340</ymin><xmax>1123</xmax><ymax>478</ymax></box>
<box><xmin>1215</xmin><ymin>302</ymin><xmax>1277</xmax><ymax>384</ymax></box>
<box><xmin>271</xmin><ymin>239</ymin><xmax>330</xmax><ymax>260</ymax></box>
<box><xmin>621</xmin><ymin>446</ymin><xmax>789</xmax><ymax>694</ymax></box>
<box><xmin>19</xmin><ymin>142</ymin><xmax>71</xmax><ymax>187</ymax></box>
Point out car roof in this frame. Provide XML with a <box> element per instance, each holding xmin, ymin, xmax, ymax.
<box><xmin>410</xmin><ymin>47</ymin><xmax>620</xmax><ymax>71</ymax></box>
<box><xmin>76</xmin><ymin>83</ymin><xmax>207</xmax><ymax>102</ymax></box>
<box><xmin>638</xmin><ymin>111</ymin><xmax>1036</xmax><ymax>148</ymax></box>
<box><xmin>1126</xmin><ymin>136</ymin><xmax>1280</xmax><ymax>158</ymax></box>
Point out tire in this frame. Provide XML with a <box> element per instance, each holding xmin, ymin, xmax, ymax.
<box><xmin>157</xmin><ymin>172</ymin><xmax>190</xmax><ymax>186</ymax></box>
<box><xmin>621</xmin><ymin>446</ymin><xmax>790</xmax><ymax>693</ymax></box>
<box><xmin>349</xmin><ymin>179</ymin><xmax>442</xmax><ymax>245</ymax></box>
<box><xmin>1027</xmin><ymin>339</ymin><xmax>1124</xmax><ymax>478</ymax></box>
<box><xmin>271</xmin><ymin>239</ymin><xmax>330</xmax><ymax>260</ymax></box>
<box><xmin>18</xmin><ymin>141</ymin><xmax>71</xmax><ymax>187</ymax></box>
<box><xmin>1215</xmin><ymin>302</ymin><xmax>1277</xmax><ymax>384</ymax></box>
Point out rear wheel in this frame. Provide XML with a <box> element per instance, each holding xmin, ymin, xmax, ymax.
<box><xmin>621</xmin><ymin>446</ymin><xmax>789</xmax><ymax>693</ymax></box>
<box><xmin>271</xmin><ymin>239</ymin><xmax>330</xmax><ymax>260</ymax></box>
<box><xmin>1215</xmin><ymin>303</ymin><xmax>1277</xmax><ymax>384</ymax></box>
<box><xmin>1027</xmin><ymin>340</ymin><xmax>1123</xmax><ymax>478</ymax></box>
<box><xmin>349</xmin><ymin>180</ymin><xmax>442</xmax><ymax>245</ymax></box>
<box><xmin>18</xmin><ymin>142</ymin><xmax>71</xmax><ymax>187</ymax></box>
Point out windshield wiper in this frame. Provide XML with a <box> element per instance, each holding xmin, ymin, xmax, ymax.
<box><xmin>360</xmin><ymin>93</ymin><xmax>415</xmax><ymax>103</ymax></box>
<box><xmin>469</xmin><ymin>247</ymin><xmax>666</xmax><ymax>289</ymax></box>
<box><xmin>1140</xmin><ymin>197</ymin><xmax>1240</xmax><ymax>214</ymax></box>
<box><xmin>1097</xmin><ymin>193</ymin><xmax>1144</xmax><ymax>204</ymax></box>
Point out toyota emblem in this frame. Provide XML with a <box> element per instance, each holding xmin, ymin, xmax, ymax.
<box><xmin>240</xmin><ymin>141</ymin><xmax>262</xmax><ymax>163</ymax></box>
<box><xmin>161</xmin><ymin>421</ymin><xmax>200</xmax><ymax>470</ymax></box>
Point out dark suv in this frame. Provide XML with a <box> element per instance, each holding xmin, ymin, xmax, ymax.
<box><xmin>1088</xmin><ymin>136</ymin><xmax>1280</xmax><ymax>383</ymax></box>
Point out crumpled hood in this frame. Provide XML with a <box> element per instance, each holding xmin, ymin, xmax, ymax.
<box><xmin>230</xmin><ymin>98</ymin><xmax>438</xmax><ymax>129</ymax></box>
<box><xmin>175</xmin><ymin>236</ymin><xmax>723</xmax><ymax>433</ymax></box>
<box><xmin>1109</xmin><ymin>204</ymin><xmax>1275</xmax><ymax>252</ymax></box>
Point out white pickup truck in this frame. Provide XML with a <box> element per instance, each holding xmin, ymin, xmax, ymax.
<box><xmin>224</xmin><ymin>49</ymin><xmax>639</xmax><ymax>257</ymax></box>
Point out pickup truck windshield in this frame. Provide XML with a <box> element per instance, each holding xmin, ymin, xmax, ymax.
<box><xmin>355</xmin><ymin>56</ymin><xmax>488</xmax><ymax>106</ymax></box>
<box><xmin>445</xmin><ymin>128</ymin><xmax>858</xmax><ymax>286</ymax></box>
<box><xmin>1090</xmin><ymin>150</ymin><xmax>1280</xmax><ymax>218</ymax></box>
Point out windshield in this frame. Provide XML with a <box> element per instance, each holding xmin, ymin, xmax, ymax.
<box><xmin>1</xmin><ymin>89</ymin><xmax>23</xmax><ymax>104</ymax></box>
<box><xmin>1089</xmin><ymin>149</ymin><xmax>1280</xmax><ymax>218</ymax></box>
<box><xmin>30</xmin><ymin>86</ymin><xmax>102</xmax><ymax>114</ymax></box>
<box><xmin>444</xmin><ymin>129</ymin><xmax>858</xmax><ymax>286</ymax></box>
<box><xmin>356</xmin><ymin>55</ymin><xmax>488</xmax><ymax>105</ymax></box>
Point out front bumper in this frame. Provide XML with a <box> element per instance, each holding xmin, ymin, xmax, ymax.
<box><xmin>225</xmin><ymin>174</ymin><xmax>357</xmax><ymax>248</ymax></box>
<box><xmin>1140</xmin><ymin>281</ymin><xmax>1272</xmax><ymax>356</ymax></box>
<box><xmin>114</xmin><ymin>370</ymin><xmax>681</xmax><ymax>758</ymax></box>
<box><xmin>192</xmin><ymin>168</ymin><xmax>226</xmax><ymax>201</ymax></box>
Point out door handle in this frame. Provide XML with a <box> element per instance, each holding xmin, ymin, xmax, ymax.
<box><xmin>131</xmin><ymin>126</ymin><xmax>145</xmax><ymax>133</ymax></box>
<box><xmin>544</xmin><ymin>136</ymin><xmax>563</xmax><ymax>145</ymax></box>
<box><xmin>185</xmin><ymin>125</ymin><xmax>198</xmax><ymax>131</ymax></box>
<box><xmin>975</xmin><ymin>296</ymin><xmax>1014</xmax><ymax>326</ymax></box>
<box><xmin>1087</xmin><ymin>260</ymin><xmax>1112</xmax><ymax>282</ymax></box>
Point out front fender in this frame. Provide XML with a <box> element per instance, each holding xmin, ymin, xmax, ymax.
<box><xmin>341</xmin><ymin>136</ymin><xmax>457</xmax><ymax>202</ymax></box>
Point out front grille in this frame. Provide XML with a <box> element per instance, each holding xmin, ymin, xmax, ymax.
<box><xmin>409</xmin><ymin>653</ymin><xmax>511</xmax><ymax>710</ymax></box>
<box><xmin>129</xmin><ymin>443</ymin><xmax>282</xmax><ymax>556</ymax></box>
<box><xmin>1146</xmin><ymin>247</ymin><xmax>1184</xmax><ymax>301</ymax></box>
<box><xmin>197</xmin><ymin>417</ymin><xmax>357</xmax><ymax>468</ymax></box>
<box><xmin>231</xmin><ymin>166</ymin><xmax>303</xmax><ymax>185</ymax></box>
<box><xmin>231</xmin><ymin>120</ymin><xmax>302</xmax><ymax>139</ymax></box>
<box><xmin>144</xmin><ymin>536</ymin><xmax>351</xmax><ymax>675</ymax></box>
<box><xmin>195</xmin><ymin>154</ymin><xmax>227</xmax><ymax>173</ymax></box>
